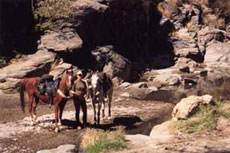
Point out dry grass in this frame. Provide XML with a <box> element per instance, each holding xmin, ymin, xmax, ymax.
<box><xmin>210</xmin><ymin>0</ymin><xmax>230</xmax><ymax>18</ymax></box>
<box><xmin>157</xmin><ymin>1</ymin><xmax>178</xmax><ymax>18</ymax></box>
<box><xmin>81</xmin><ymin>127</ymin><xmax>127</xmax><ymax>153</ymax></box>
<box><xmin>182</xmin><ymin>0</ymin><xmax>209</xmax><ymax>6</ymax></box>
<box><xmin>203</xmin><ymin>14</ymin><xmax>225</xmax><ymax>29</ymax></box>
<box><xmin>170</xmin><ymin>100</ymin><xmax>230</xmax><ymax>134</ymax></box>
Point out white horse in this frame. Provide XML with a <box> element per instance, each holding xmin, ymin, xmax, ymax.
<box><xmin>86</xmin><ymin>72</ymin><xmax>113</xmax><ymax>125</ymax></box>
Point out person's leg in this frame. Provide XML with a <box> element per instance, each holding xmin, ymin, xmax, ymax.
<box><xmin>81</xmin><ymin>99</ymin><xmax>87</xmax><ymax>127</ymax></box>
<box><xmin>73</xmin><ymin>97</ymin><xmax>81</xmax><ymax>126</ymax></box>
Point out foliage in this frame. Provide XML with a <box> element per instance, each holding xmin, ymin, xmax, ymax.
<box><xmin>33</xmin><ymin>0</ymin><xmax>75</xmax><ymax>30</ymax></box>
<box><xmin>81</xmin><ymin>127</ymin><xmax>127</xmax><ymax>153</ymax></box>
<box><xmin>0</xmin><ymin>57</ymin><xmax>7</xmax><ymax>68</ymax></box>
<box><xmin>157</xmin><ymin>1</ymin><xmax>178</xmax><ymax>18</ymax></box>
<box><xmin>171</xmin><ymin>100</ymin><xmax>230</xmax><ymax>133</ymax></box>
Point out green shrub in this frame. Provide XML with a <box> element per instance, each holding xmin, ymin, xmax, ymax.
<box><xmin>33</xmin><ymin>0</ymin><xmax>75</xmax><ymax>30</ymax></box>
<box><xmin>81</xmin><ymin>127</ymin><xmax>127</xmax><ymax>153</ymax></box>
<box><xmin>85</xmin><ymin>139</ymin><xmax>126</xmax><ymax>153</ymax></box>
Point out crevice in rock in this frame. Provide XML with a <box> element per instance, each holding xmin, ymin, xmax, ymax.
<box><xmin>0</xmin><ymin>0</ymin><xmax>40</xmax><ymax>57</ymax></box>
<box><xmin>60</xmin><ymin>0</ymin><xmax>175</xmax><ymax>72</ymax></box>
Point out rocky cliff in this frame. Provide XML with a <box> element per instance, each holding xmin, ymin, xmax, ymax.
<box><xmin>1</xmin><ymin>0</ymin><xmax>230</xmax><ymax>96</ymax></box>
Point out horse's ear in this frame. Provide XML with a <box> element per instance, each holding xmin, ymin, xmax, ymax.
<box><xmin>66</xmin><ymin>69</ymin><xmax>73</xmax><ymax>75</ymax></box>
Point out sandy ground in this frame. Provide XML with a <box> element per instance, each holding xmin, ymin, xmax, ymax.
<box><xmin>0</xmin><ymin>89</ymin><xmax>174</xmax><ymax>153</ymax></box>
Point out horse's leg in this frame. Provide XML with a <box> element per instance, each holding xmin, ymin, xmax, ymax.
<box><xmin>58</xmin><ymin>100</ymin><xmax>66</xmax><ymax>127</ymax></box>
<box><xmin>108</xmin><ymin>89</ymin><xmax>113</xmax><ymax>119</ymax></box>
<box><xmin>102</xmin><ymin>100</ymin><xmax>105</xmax><ymax>119</ymax></box>
<box><xmin>54</xmin><ymin>104</ymin><xmax>59</xmax><ymax>132</ymax></box>
<box><xmin>31</xmin><ymin>96</ymin><xmax>39</xmax><ymax>124</ymax></box>
<box><xmin>92</xmin><ymin>101</ymin><xmax>97</xmax><ymax>125</ymax></box>
<box><xmin>27</xmin><ymin>93</ymin><xmax>34</xmax><ymax>125</ymax></box>
<box><xmin>97</xmin><ymin>102</ymin><xmax>101</xmax><ymax>125</ymax></box>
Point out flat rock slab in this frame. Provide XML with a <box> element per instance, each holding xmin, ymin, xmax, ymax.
<box><xmin>37</xmin><ymin>144</ymin><xmax>77</xmax><ymax>153</ymax></box>
<box><xmin>0</xmin><ymin>50</ymin><xmax>56</xmax><ymax>93</ymax></box>
<box><xmin>125</xmin><ymin>134</ymin><xmax>150</xmax><ymax>144</ymax></box>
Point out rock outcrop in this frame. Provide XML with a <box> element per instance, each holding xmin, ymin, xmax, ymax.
<box><xmin>91</xmin><ymin>46</ymin><xmax>132</xmax><ymax>81</ymax></box>
<box><xmin>39</xmin><ymin>31</ymin><xmax>83</xmax><ymax>52</ymax></box>
<box><xmin>204</xmin><ymin>42</ymin><xmax>230</xmax><ymax>66</ymax></box>
<box><xmin>0</xmin><ymin>50</ymin><xmax>56</xmax><ymax>93</ymax></box>
<box><xmin>172</xmin><ymin>95</ymin><xmax>213</xmax><ymax>120</ymax></box>
<box><xmin>149</xmin><ymin>121</ymin><xmax>173</xmax><ymax>145</ymax></box>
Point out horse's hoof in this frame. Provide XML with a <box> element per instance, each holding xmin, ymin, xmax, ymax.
<box><xmin>31</xmin><ymin>120</ymin><xmax>36</xmax><ymax>126</ymax></box>
<box><xmin>55</xmin><ymin>127</ymin><xmax>59</xmax><ymax>133</ymax></box>
<box><xmin>57</xmin><ymin>122</ymin><xmax>62</xmax><ymax>127</ymax></box>
<box><xmin>77</xmin><ymin>126</ymin><xmax>82</xmax><ymax>130</ymax></box>
<box><xmin>108</xmin><ymin>116</ymin><xmax>112</xmax><ymax>120</ymax></box>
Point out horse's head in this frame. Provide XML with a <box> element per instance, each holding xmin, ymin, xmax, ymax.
<box><xmin>65</xmin><ymin>69</ymin><xmax>74</xmax><ymax>89</ymax></box>
<box><xmin>91</xmin><ymin>73</ymin><xmax>103</xmax><ymax>97</ymax></box>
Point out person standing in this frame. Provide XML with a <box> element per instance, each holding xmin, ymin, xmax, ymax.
<box><xmin>71</xmin><ymin>70</ymin><xmax>87</xmax><ymax>129</ymax></box>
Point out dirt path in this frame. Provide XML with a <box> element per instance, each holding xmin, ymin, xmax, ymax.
<box><xmin>0</xmin><ymin>91</ymin><xmax>174</xmax><ymax>153</ymax></box>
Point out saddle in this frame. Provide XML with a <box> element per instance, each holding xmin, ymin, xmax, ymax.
<box><xmin>37</xmin><ymin>74</ymin><xmax>61</xmax><ymax>108</ymax></box>
<box><xmin>37</xmin><ymin>74</ymin><xmax>60</xmax><ymax>97</ymax></box>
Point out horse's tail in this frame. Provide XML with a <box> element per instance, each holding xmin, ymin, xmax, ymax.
<box><xmin>19</xmin><ymin>79</ymin><xmax>26</xmax><ymax>113</ymax></box>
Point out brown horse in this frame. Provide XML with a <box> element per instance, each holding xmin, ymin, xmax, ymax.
<box><xmin>19</xmin><ymin>70</ymin><xmax>74</xmax><ymax>132</ymax></box>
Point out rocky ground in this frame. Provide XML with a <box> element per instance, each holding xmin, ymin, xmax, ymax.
<box><xmin>1</xmin><ymin>0</ymin><xmax>230</xmax><ymax>152</ymax></box>
<box><xmin>1</xmin><ymin>87</ymin><xmax>230</xmax><ymax>153</ymax></box>
<box><xmin>0</xmin><ymin>88</ymin><xmax>173</xmax><ymax>153</ymax></box>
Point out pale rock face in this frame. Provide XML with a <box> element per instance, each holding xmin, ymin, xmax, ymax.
<box><xmin>0</xmin><ymin>50</ymin><xmax>56</xmax><ymax>93</ymax></box>
<box><xmin>39</xmin><ymin>31</ymin><xmax>83</xmax><ymax>52</ymax></box>
<box><xmin>128</xmin><ymin>82</ymin><xmax>148</xmax><ymax>89</ymax></box>
<box><xmin>204</xmin><ymin>42</ymin><xmax>230</xmax><ymax>65</ymax></box>
<box><xmin>152</xmin><ymin>74</ymin><xmax>181</xmax><ymax>86</ymax></box>
<box><xmin>172</xmin><ymin>95</ymin><xmax>213</xmax><ymax>120</ymax></box>
<box><xmin>149</xmin><ymin>121</ymin><xmax>174</xmax><ymax>145</ymax></box>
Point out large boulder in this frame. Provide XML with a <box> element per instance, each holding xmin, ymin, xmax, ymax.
<box><xmin>37</xmin><ymin>0</ymin><xmax>108</xmax><ymax>53</ymax></box>
<box><xmin>0</xmin><ymin>50</ymin><xmax>56</xmax><ymax>93</ymax></box>
<box><xmin>172</xmin><ymin>95</ymin><xmax>213</xmax><ymax>120</ymax></box>
<box><xmin>149</xmin><ymin>121</ymin><xmax>174</xmax><ymax>145</ymax></box>
<box><xmin>39</xmin><ymin>31</ymin><xmax>83</xmax><ymax>52</ymax></box>
<box><xmin>204</xmin><ymin>42</ymin><xmax>230</xmax><ymax>66</ymax></box>
<box><xmin>91</xmin><ymin>46</ymin><xmax>132</xmax><ymax>81</ymax></box>
<box><xmin>198</xmin><ymin>27</ymin><xmax>230</xmax><ymax>48</ymax></box>
<box><xmin>151</xmin><ymin>74</ymin><xmax>181</xmax><ymax>86</ymax></box>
